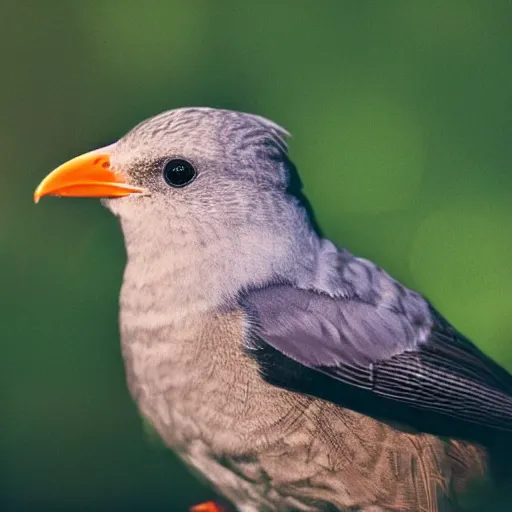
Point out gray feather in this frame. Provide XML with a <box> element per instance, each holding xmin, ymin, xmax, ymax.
<box><xmin>243</xmin><ymin>249</ymin><xmax>512</xmax><ymax>431</ymax></box>
<box><xmin>245</xmin><ymin>249</ymin><xmax>432</xmax><ymax>367</ymax></box>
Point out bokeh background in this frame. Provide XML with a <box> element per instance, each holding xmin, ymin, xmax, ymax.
<box><xmin>2</xmin><ymin>1</ymin><xmax>512</xmax><ymax>510</ymax></box>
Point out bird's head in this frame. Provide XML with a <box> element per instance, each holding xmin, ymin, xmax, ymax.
<box><xmin>34</xmin><ymin>108</ymin><xmax>320</xmax><ymax>307</ymax></box>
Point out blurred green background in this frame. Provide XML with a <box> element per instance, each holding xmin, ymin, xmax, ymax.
<box><xmin>2</xmin><ymin>0</ymin><xmax>512</xmax><ymax>510</ymax></box>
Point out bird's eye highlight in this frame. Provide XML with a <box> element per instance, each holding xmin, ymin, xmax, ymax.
<box><xmin>163</xmin><ymin>159</ymin><xmax>197</xmax><ymax>188</ymax></box>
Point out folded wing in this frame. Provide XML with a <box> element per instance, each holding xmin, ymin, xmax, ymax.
<box><xmin>243</xmin><ymin>257</ymin><xmax>512</xmax><ymax>436</ymax></box>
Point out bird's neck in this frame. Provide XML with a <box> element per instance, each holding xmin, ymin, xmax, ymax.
<box><xmin>115</xmin><ymin>211</ymin><xmax>322</xmax><ymax>433</ymax></box>
<box><xmin>117</xmin><ymin>212</ymin><xmax>322</xmax><ymax>333</ymax></box>
<box><xmin>114</xmin><ymin>210</ymin><xmax>345</xmax><ymax>436</ymax></box>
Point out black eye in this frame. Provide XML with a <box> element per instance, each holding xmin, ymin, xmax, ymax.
<box><xmin>163</xmin><ymin>159</ymin><xmax>197</xmax><ymax>187</ymax></box>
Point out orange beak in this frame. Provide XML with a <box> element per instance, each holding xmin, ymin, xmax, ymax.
<box><xmin>33</xmin><ymin>148</ymin><xmax>145</xmax><ymax>203</ymax></box>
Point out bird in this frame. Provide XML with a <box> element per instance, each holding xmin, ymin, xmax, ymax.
<box><xmin>34</xmin><ymin>107</ymin><xmax>512</xmax><ymax>512</ymax></box>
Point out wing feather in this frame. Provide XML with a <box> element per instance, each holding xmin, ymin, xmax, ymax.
<box><xmin>243</xmin><ymin>276</ymin><xmax>512</xmax><ymax>437</ymax></box>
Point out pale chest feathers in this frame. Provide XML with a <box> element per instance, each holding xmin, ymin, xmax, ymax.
<box><xmin>119</xmin><ymin>308</ymin><xmax>333</xmax><ymax>511</ymax></box>
<box><xmin>119</xmin><ymin>308</ymin><xmax>302</xmax><ymax>454</ymax></box>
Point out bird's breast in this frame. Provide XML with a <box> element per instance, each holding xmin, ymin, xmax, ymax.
<box><xmin>118</xmin><ymin>307</ymin><xmax>335</xmax><ymax>510</ymax></box>
<box><xmin>119</xmin><ymin>307</ymin><xmax>291</xmax><ymax>450</ymax></box>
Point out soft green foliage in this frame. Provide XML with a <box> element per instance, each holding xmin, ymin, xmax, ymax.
<box><xmin>1</xmin><ymin>1</ymin><xmax>511</xmax><ymax>510</ymax></box>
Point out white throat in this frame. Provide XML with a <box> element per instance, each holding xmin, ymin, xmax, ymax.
<box><xmin>114</xmin><ymin>203</ymin><xmax>320</xmax><ymax>332</ymax></box>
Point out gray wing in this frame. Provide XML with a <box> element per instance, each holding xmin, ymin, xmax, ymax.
<box><xmin>243</xmin><ymin>253</ymin><xmax>512</xmax><ymax>433</ymax></box>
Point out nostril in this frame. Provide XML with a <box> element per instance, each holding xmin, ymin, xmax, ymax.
<box><xmin>92</xmin><ymin>157</ymin><xmax>110</xmax><ymax>169</ymax></box>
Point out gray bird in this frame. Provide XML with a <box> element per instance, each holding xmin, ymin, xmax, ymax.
<box><xmin>34</xmin><ymin>108</ymin><xmax>512</xmax><ymax>512</ymax></box>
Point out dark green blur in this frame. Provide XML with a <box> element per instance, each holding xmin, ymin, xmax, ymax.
<box><xmin>2</xmin><ymin>1</ymin><xmax>512</xmax><ymax>510</ymax></box>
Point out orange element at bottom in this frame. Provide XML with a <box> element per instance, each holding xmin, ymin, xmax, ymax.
<box><xmin>190</xmin><ymin>501</ymin><xmax>226</xmax><ymax>512</ymax></box>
